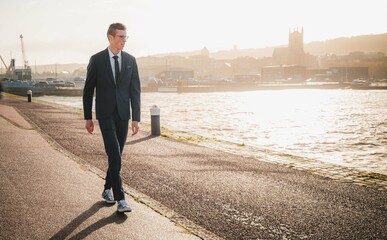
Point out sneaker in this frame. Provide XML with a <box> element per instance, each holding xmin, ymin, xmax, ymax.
<box><xmin>102</xmin><ymin>189</ymin><xmax>115</xmax><ymax>204</ymax></box>
<box><xmin>117</xmin><ymin>200</ymin><xmax>132</xmax><ymax>213</ymax></box>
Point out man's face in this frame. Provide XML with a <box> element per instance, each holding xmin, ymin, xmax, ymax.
<box><xmin>108</xmin><ymin>29</ymin><xmax>127</xmax><ymax>51</ymax></box>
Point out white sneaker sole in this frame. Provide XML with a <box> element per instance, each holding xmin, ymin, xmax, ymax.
<box><xmin>104</xmin><ymin>199</ymin><xmax>116</xmax><ymax>204</ymax></box>
<box><xmin>117</xmin><ymin>207</ymin><xmax>132</xmax><ymax>213</ymax></box>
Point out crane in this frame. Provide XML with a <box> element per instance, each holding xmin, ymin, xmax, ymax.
<box><xmin>0</xmin><ymin>55</ymin><xmax>11</xmax><ymax>74</ymax></box>
<box><xmin>20</xmin><ymin>34</ymin><xmax>29</xmax><ymax>69</ymax></box>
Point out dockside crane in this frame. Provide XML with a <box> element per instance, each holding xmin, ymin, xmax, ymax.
<box><xmin>20</xmin><ymin>34</ymin><xmax>29</xmax><ymax>69</ymax></box>
<box><xmin>1</xmin><ymin>35</ymin><xmax>32</xmax><ymax>80</ymax></box>
<box><xmin>0</xmin><ymin>55</ymin><xmax>12</xmax><ymax>74</ymax></box>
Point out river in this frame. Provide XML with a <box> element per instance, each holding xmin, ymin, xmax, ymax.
<box><xmin>37</xmin><ymin>89</ymin><xmax>387</xmax><ymax>175</ymax></box>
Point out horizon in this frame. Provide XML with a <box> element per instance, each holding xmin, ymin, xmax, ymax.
<box><xmin>1</xmin><ymin>0</ymin><xmax>386</xmax><ymax>65</ymax></box>
<box><xmin>9</xmin><ymin>31</ymin><xmax>387</xmax><ymax>67</ymax></box>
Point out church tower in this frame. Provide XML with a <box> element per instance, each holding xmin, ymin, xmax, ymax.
<box><xmin>201</xmin><ymin>47</ymin><xmax>210</xmax><ymax>57</ymax></box>
<box><xmin>288</xmin><ymin>28</ymin><xmax>305</xmax><ymax>65</ymax></box>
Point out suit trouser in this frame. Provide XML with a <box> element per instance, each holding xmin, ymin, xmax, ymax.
<box><xmin>98</xmin><ymin>108</ymin><xmax>128</xmax><ymax>201</ymax></box>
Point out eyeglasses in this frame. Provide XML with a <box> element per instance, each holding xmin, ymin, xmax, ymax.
<box><xmin>115</xmin><ymin>35</ymin><xmax>129</xmax><ymax>40</ymax></box>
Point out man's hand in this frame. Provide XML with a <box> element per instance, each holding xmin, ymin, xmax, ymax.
<box><xmin>131</xmin><ymin>121</ymin><xmax>139</xmax><ymax>136</ymax></box>
<box><xmin>85</xmin><ymin>120</ymin><xmax>94</xmax><ymax>134</ymax></box>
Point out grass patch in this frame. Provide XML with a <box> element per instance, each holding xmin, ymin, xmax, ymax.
<box><xmin>178</xmin><ymin>136</ymin><xmax>193</xmax><ymax>141</ymax></box>
<box><xmin>161</xmin><ymin>133</ymin><xmax>172</xmax><ymax>138</ymax></box>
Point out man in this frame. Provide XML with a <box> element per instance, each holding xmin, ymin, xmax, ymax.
<box><xmin>83</xmin><ymin>23</ymin><xmax>141</xmax><ymax>213</ymax></box>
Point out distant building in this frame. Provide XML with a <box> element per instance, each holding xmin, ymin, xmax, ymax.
<box><xmin>329</xmin><ymin>67</ymin><xmax>369</xmax><ymax>82</ymax></box>
<box><xmin>288</xmin><ymin>28</ymin><xmax>305</xmax><ymax>65</ymax></box>
<box><xmin>261</xmin><ymin>65</ymin><xmax>306</xmax><ymax>82</ymax></box>
<box><xmin>156</xmin><ymin>68</ymin><xmax>194</xmax><ymax>82</ymax></box>
<box><xmin>201</xmin><ymin>47</ymin><xmax>210</xmax><ymax>57</ymax></box>
<box><xmin>272</xmin><ymin>48</ymin><xmax>288</xmax><ymax>65</ymax></box>
<box><xmin>233</xmin><ymin>74</ymin><xmax>261</xmax><ymax>83</ymax></box>
<box><xmin>271</xmin><ymin>28</ymin><xmax>316</xmax><ymax>67</ymax></box>
<box><xmin>306</xmin><ymin>67</ymin><xmax>369</xmax><ymax>82</ymax></box>
<box><xmin>188</xmin><ymin>47</ymin><xmax>211</xmax><ymax>78</ymax></box>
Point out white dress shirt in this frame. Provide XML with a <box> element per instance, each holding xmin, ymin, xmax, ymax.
<box><xmin>108</xmin><ymin>47</ymin><xmax>122</xmax><ymax>82</ymax></box>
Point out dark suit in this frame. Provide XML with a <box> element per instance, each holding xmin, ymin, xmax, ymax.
<box><xmin>83</xmin><ymin>48</ymin><xmax>141</xmax><ymax>201</ymax></box>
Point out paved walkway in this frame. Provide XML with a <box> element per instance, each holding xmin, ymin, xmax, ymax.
<box><xmin>0</xmin><ymin>103</ymin><xmax>202</xmax><ymax>240</ymax></box>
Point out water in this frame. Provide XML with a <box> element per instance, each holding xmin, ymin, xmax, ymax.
<box><xmin>37</xmin><ymin>89</ymin><xmax>387</xmax><ymax>174</ymax></box>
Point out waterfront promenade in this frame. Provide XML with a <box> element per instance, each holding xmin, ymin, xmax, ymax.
<box><xmin>0</xmin><ymin>99</ymin><xmax>202</xmax><ymax>239</ymax></box>
<box><xmin>1</xmin><ymin>95</ymin><xmax>386</xmax><ymax>239</ymax></box>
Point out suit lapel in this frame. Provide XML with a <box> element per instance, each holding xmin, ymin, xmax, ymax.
<box><xmin>104</xmin><ymin>48</ymin><xmax>115</xmax><ymax>86</ymax></box>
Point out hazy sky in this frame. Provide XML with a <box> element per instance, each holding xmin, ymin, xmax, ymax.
<box><xmin>1</xmin><ymin>0</ymin><xmax>386</xmax><ymax>65</ymax></box>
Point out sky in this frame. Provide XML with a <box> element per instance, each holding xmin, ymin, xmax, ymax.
<box><xmin>0</xmin><ymin>0</ymin><xmax>386</xmax><ymax>65</ymax></box>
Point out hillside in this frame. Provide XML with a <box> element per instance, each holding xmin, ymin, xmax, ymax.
<box><xmin>158</xmin><ymin>33</ymin><xmax>387</xmax><ymax>59</ymax></box>
<box><xmin>34</xmin><ymin>63</ymin><xmax>86</xmax><ymax>75</ymax></box>
<box><xmin>304</xmin><ymin>33</ymin><xmax>387</xmax><ymax>56</ymax></box>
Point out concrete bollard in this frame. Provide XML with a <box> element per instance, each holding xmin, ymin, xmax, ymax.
<box><xmin>27</xmin><ymin>90</ymin><xmax>32</xmax><ymax>102</ymax></box>
<box><xmin>150</xmin><ymin>105</ymin><xmax>160</xmax><ymax>136</ymax></box>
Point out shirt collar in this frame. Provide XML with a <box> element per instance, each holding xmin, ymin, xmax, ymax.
<box><xmin>107</xmin><ymin>47</ymin><xmax>121</xmax><ymax>59</ymax></box>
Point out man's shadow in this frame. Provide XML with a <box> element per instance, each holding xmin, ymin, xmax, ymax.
<box><xmin>126</xmin><ymin>135</ymin><xmax>158</xmax><ymax>145</ymax></box>
<box><xmin>50</xmin><ymin>201</ymin><xmax>127</xmax><ymax>240</ymax></box>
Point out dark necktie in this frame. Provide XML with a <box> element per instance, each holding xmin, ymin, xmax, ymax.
<box><xmin>113</xmin><ymin>55</ymin><xmax>120</xmax><ymax>83</ymax></box>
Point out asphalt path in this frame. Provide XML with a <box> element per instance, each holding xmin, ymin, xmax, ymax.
<box><xmin>0</xmin><ymin>102</ymin><xmax>201</xmax><ymax>240</ymax></box>
<box><xmin>4</xmin><ymin>97</ymin><xmax>387</xmax><ymax>240</ymax></box>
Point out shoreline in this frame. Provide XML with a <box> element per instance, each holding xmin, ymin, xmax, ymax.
<box><xmin>3</xmin><ymin>82</ymin><xmax>387</xmax><ymax>97</ymax></box>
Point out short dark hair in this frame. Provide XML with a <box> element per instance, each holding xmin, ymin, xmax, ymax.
<box><xmin>107</xmin><ymin>23</ymin><xmax>126</xmax><ymax>36</ymax></box>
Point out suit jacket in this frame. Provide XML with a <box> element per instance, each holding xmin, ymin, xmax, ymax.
<box><xmin>83</xmin><ymin>48</ymin><xmax>141</xmax><ymax>121</ymax></box>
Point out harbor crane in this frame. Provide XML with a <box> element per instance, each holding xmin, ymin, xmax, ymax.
<box><xmin>0</xmin><ymin>55</ymin><xmax>11</xmax><ymax>74</ymax></box>
<box><xmin>0</xmin><ymin>35</ymin><xmax>32</xmax><ymax>80</ymax></box>
<box><xmin>20</xmin><ymin>34</ymin><xmax>29</xmax><ymax>69</ymax></box>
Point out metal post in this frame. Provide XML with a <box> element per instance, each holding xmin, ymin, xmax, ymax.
<box><xmin>27</xmin><ymin>90</ymin><xmax>32</xmax><ymax>102</ymax></box>
<box><xmin>150</xmin><ymin>105</ymin><xmax>160</xmax><ymax>136</ymax></box>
